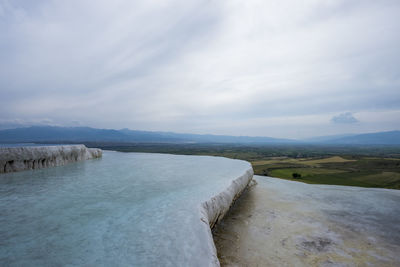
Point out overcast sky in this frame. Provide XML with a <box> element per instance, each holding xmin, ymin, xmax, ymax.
<box><xmin>1</xmin><ymin>0</ymin><xmax>399</xmax><ymax>138</ymax></box>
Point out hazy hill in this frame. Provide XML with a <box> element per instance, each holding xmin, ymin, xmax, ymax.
<box><xmin>323</xmin><ymin>131</ymin><xmax>400</xmax><ymax>145</ymax></box>
<box><xmin>0</xmin><ymin>126</ymin><xmax>398</xmax><ymax>145</ymax></box>
<box><xmin>0</xmin><ymin>126</ymin><xmax>294</xmax><ymax>144</ymax></box>
<box><xmin>303</xmin><ymin>134</ymin><xmax>356</xmax><ymax>143</ymax></box>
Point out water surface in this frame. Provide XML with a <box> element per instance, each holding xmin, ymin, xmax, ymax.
<box><xmin>0</xmin><ymin>151</ymin><xmax>251</xmax><ymax>266</ymax></box>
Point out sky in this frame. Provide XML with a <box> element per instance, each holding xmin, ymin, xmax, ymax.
<box><xmin>0</xmin><ymin>0</ymin><xmax>399</xmax><ymax>139</ymax></box>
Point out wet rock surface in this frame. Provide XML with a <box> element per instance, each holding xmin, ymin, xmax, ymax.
<box><xmin>299</xmin><ymin>237</ymin><xmax>334</xmax><ymax>253</ymax></box>
<box><xmin>213</xmin><ymin>176</ymin><xmax>400</xmax><ymax>266</ymax></box>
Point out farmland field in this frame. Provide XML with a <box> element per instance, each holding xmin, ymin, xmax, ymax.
<box><xmin>252</xmin><ymin>156</ymin><xmax>400</xmax><ymax>189</ymax></box>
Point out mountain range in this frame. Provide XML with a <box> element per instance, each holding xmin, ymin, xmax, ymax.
<box><xmin>0</xmin><ymin>126</ymin><xmax>399</xmax><ymax>145</ymax></box>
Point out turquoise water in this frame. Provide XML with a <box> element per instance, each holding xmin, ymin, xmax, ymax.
<box><xmin>0</xmin><ymin>151</ymin><xmax>251</xmax><ymax>266</ymax></box>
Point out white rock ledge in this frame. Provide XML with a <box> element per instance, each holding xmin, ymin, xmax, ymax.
<box><xmin>200</xmin><ymin>166</ymin><xmax>254</xmax><ymax>266</ymax></box>
<box><xmin>0</xmin><ymin>145</ymin><xmax>102</xmax><ymax>174</ymax></box>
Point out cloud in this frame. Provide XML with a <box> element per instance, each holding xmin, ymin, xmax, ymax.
<box><xmin>0</xmin><ymin>0</ymin><xmax>399</xmax><ymax>138</ymax></box>
<box><xmin>331</xmin><ymin>112</ymin><xmax>359</xmax><ymax>124</ymax></box>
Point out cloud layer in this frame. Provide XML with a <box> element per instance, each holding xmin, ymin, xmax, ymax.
<box><xmin>1</xmin><ymin>0</ymin><xmax>399</xmax><ymax>138</ymax></box>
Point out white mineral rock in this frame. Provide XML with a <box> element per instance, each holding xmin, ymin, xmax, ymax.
<box><xmin>0</xmin><ymin>145</ymin><xmax>102</xmax><ymax>173</ymax></box>
<box><xmin>201</xmin><ymin>166</ymin><xmax>254</xmax><ymax>266</ymax></box>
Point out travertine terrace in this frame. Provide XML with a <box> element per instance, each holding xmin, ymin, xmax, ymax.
<box><xmin>0</xmin><ymin>145</ymin><xmax>102</xmax><ymax>173</ymax></box>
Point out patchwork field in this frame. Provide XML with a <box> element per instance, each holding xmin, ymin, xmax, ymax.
<box><xmin>252</xmin><ymin>156</ymin><xmax>400</xmax><ymax>189</ymax></box>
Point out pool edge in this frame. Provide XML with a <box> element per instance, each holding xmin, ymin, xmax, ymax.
<box><xmin>200</xmin><ymin>165</ymin><xmax>254</xmax><ymax>266</ymax></box>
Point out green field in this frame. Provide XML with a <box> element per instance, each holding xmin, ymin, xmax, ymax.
<box><xmin>83</xmin><ymin>142</ymin><xmax>400</xmax><ymax>189</ymax></box>
<box><xmin>253</xmin><ymin>156</ymin><xmax>400</xmax><ymax>189</ymax></box>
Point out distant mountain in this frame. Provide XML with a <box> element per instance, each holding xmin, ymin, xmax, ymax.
<box><xmin>0</xmin><ymin>126</ymin><xmax>398</xmax><ymax>145</ymax></box>
<box><xmin>0</xmin><ymin>126</ymin><xmax>127</xmax><ymax>142</ymax></box>
<box><xmin>322</xmin><ymin>131</ymin><xmax>400</xmax><ymax>145</ymax></box>
<box><xmin>120</xmin><ymin>129</ymin><xmax>294</xmax><ymax>144</ymax></box>
<box><xmin>0</xmin><ymin>126</ymin><xmax>294</xmax><ymax>144</ymax></box>
<box><xmin>303</xmin><ymin>134</ymin><xmax>356</xmax><ymax>143</ymax></box>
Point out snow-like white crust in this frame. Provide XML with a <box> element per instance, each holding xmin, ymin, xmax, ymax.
<box><xmin>0</xmin><ymin>145</ymin><xmax>102</xmax><ymax>173</ymax></box>
<box><xmin>200</xmin><ymin>166</ymin><xmax>254</xmax><ymax>266</ymax></box>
